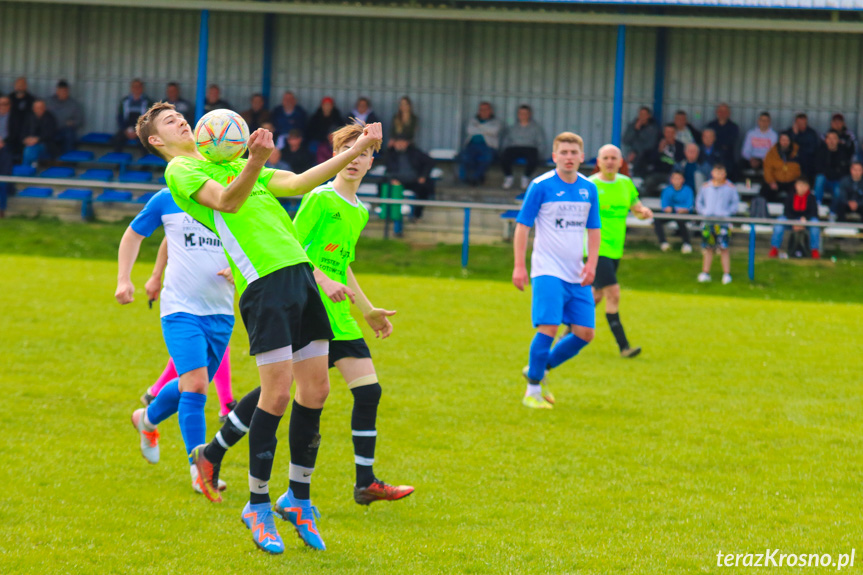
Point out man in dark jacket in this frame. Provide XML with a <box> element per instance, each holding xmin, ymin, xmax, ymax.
<box><xmin>8</xmin><ymin>76</ymin><xmax>35</xmax><ymax>154</ymax></box>
<box><xmin>643</xmin><ymin>123</ymin><xmax>685</xmax><ymax>194</ymax></box>
<box><xmin>814</xmin><ymin>130</ymin><xmax>851</xmax><ymax>209</ymax></box>
<box><xmin>622</xmin><ymin>106</ymin><xmax>659</xmax><ymax>176</ymax></box>
<box><xmin>836</xmin><ymin>161</ymin><xmax>863</xmax><ymax>222</ymax></box>
<box><xmin>21</xmin><ymin>100</ymin><xmax>58</xmax><ymax>166</ymax></box>
<box><xmin>385</xmin><ymin>136</ymin><xmax>435</xmax><ymax>219</ymax></box>
<box><xmin>112</xmin><ymin>78</ymin><xmax>150</xmax><ymax>151</ymax></box>
<box><xmin>786</xmin><ymin>113</ymin><xmax>820</xmax><ymax>179</ymax></box>
<box><xmin>827</xmin><ymin>113</ymin><xmax>857</xmax><ymax>162</ymax></box>
<box><xmin>706</xmin><ymin>103</ymin><xmax>740</xmax><ymax>177</ymax></box>
<box><xmin>280</xmin><ymin>129</ymin><xmax>315</xmax><ymax>174</ymax></box>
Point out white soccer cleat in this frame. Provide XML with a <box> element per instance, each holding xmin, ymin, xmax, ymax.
<box><xmin>520</xmin><ymin>175</ymin><xmax>529</xmax><ymax>190</ymax></box>
<box><xmin>502</xmin><ymin>175</ymin><xmax>514</xmax><ymax>190</ymax></box>
<box><xmin>660</xmin><ymin>242</ymin><xmax>671</xmax><ymax>252</ymax></box>
<box><xmin>131</xmin><ymin>408</ymin><xmax>159</xmax><ymax>464</ymax></box>
<box><xmin>722</xmin><ymin>273</ymin><xmax>733</xmax><ymax>285</ymax></box>
<box><xmin>681</xmin><ymin>243</ymin><xmax>693</xmax><ymax>254</ymax></box>
<box><xmin>697</xmin><ymin>272</ymin><xmax>711</xmax><ymax>283</ymax></box>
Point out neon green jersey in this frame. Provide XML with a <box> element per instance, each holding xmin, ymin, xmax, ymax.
<box><xmin>294</xmin><ymin>183</ymin><xmax>369</xmax><ymax>341</ymax></box>
<box><xmin>165</xmin><ymin>156</ymin><xmax>310</xmax><ymax>295</ymax></box>
<box><xmin>588</xmin><ymin>173</ymin><xmax>640</xmax><ymax>260</ymax></box>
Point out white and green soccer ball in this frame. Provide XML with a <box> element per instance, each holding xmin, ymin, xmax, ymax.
<box><xmin>194</xmin><ymin>109</ymin><xmax>249</xmax><ymax>163</ymax></box>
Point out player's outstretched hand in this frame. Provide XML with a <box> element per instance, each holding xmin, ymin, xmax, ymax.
<box><xmin>144</xmin><ymin>275</ymin><xmax>162</xmax><ymax>302</ymax></box>
<box><xmin>355</xmin><ymin>122</ymin><xmax>383</xmax><ymax>151</ymax></box>
<box><xmin>322</xmin><ymin>278</ymin><xmax>355</xmax><ymax>304</ymax></box>
<box><xmin>365</xmin><ymin>308</ymin><xmax>396</xmax><ymax>339</ymax></box>
<box><xmin>247</xmin><ymin>128</ymin><xmax>274</xmax><ymax>164</ymax></box>
<box><xmin>115</xmin><ymin>279</ymin><xmax>135</xmax><ymax>305</ymax></box>
<box><xmin>217</xmin><ymin>268</ymin><xmax>235</xmax><ymax>286</ymax></box>
<box><xmin>512</xmin><ymin>266</ymin><xmax>529</xmax><ymax>291</ymax></box>
<box><xmin>580</xmin><ymin>263</ymin><xmax>596</xmax><ymax>287</ymax></box>
<box><xmin>637</xmin><ymin>206</ymin><xmax>654</xmax><ymax>220</ymax></box>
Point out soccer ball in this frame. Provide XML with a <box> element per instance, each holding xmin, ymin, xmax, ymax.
<box><xmin>194</xmin><ymin>109</ymin><xmax>249</xmax><ymax>163</ymax></box>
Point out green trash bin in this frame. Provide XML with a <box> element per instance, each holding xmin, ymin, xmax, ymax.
<box><xmin>380</xmin><ymin>182</ymin><xmax>404</xmax><ymax>222</ymax></box>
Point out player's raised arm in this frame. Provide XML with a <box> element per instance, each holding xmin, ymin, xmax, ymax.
<box><xmin>347</xmin><ymin>267</ymin><xmax>396</xmax><ymax>339</ymax></box>
<box><xmin>192</xmin><ymin>129</ymin><xmax>274</xmax><ymax>213</ymax></box>
<box><xmin>115</xmin><ymin>226</ymin><xmax>147</xmax><ymax>304</ymax></box>
<box><xmin>266</xmin><ymin>122</ymin><xmax>383</xmax><ymax>197</ymax></box>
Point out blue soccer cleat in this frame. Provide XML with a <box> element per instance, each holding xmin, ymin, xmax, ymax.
<box><xmin>241</xmin><ymin>501</ymin><xmax>285</xmax><ymax>555</ymax></box>
<box><xmin>273</xmin><ymin>489</ymin><xmax>326</xmax><ymax>550</ymax></box>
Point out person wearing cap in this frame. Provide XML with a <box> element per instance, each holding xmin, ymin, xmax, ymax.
<box><xmin>47</xmin><ymin>80</ymin><xmax>84</xmax><ymax>154</ymax></box>
<box><xmin>826</xmin><ymin>113</ymin><xmax>857</xmax><ymax>162</ymax></box>
<box><xmin>306</xmin><ymin>96</ymin><xmax>345</xmax><ymax>153</ymax></box>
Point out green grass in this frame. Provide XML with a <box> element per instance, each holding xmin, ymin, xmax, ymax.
<box><xmin>1</xmin><ymin>219</ymin><xmax>862</xmax><ymax>573</ymax></box>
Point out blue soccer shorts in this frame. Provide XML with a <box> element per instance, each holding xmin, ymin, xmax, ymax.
<box><xmin>161</xmin><ymin>312</ymin><xmax>234</xmax><ymax>379</ymax></box>
<box><xmin>531</xmin><ymin>275</ymin><xmax>596</xmax><ymax>329</ymax></box>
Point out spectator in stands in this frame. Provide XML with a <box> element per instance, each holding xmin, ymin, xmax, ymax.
<box><xmin>112</xmin><ymin>78</ymin><xmax>150</xmax><ymax>151</ymax></box>
<box><xmin>47</xmin><ymin>80</ymin><xmax>83</xmax><ymax>154</ymax></box>
<box><xmin>458</xmin><ymin>101</ymin><xmax>503</xmax><ymax>186</ymax></box>
<box><xmin>306</xmin><ymin>96</ymin><xmax>345</xmax><ymax>152</ymax></box>
<box><xmin>696</xmin><ymin>163</ymin><xmax>739</xmax><ymax>285</ymax></box>
<box><xmin>768</xmin><ymin>178</ymin><xmax>820</xmax><ymax>260</ymax></box>
<box><xmin>643</xmin><ymin>123</ymin><xmax>684</xmax><ymax>194</ymax></box>
<box><xmin>706</xmin><ymin>103</ymin><xmax>740</xmax><ymax>175</ymax></box>
<box><xmin>315</xmin><ymin>130</ymin><xmax>336</xmax><ymax>165</ymax></box>
<box><xmin>813</xmin><ymin>130</ymin><xmax>851</xmax><ymax>208</ymax></box>
<box><xmin>655</xmin><ymin>170</ymin><xmax>694</xmax><ymax>253</ymax></box>
<box><xmin>673</xmin><ymin>110</ymin><xmax>701</xmax><ymax>147</ymax></box>
<box><xmin>264</xmin><ymin>146</ymin><xmax>291</xmax><ymax>171</ymax></box>
<box><xmin>0</xmin><ymin>96</ymin><xmax>12</xmax><ymax>218</ymax></box>
<box><xmin>762</xmin><ymin>133</ymin><xmax>801</xmax><ymax>202</ymax></box>
<box><xmin>202</xmin><ymin>83</ymin><xmax>231</xmax><ymax>114</ymax></box>
<box><xmin>622</xmin><ymin>106</ymin><xmax>659</xmax><ymax>176</ymax></box>
<box><xmin>241</xmin><ymin>93</ymin><xmax>270</xmax><ymax>132</ymax></box>
<box><xmin>21</xmin><ymin>99</ymin><xmax>58</xmax><ymax>167</ymax></box>
<box><xmin>280</xmin><ymin>129</ymin><xmax>315</xmax><ymax>174</ymax></box>
<box><xmin>698</xmin><ymin>129</ymin><xmax>726</xmax><ymax>179</ymax></box>
<box><xmin>165</xmin><ymin>82</ymin><xmax>193</xmax><ymax>119</ymax></box>
<box><xmin>270</xmin><ymin>90</ymin><xmax>307</xmax><ymax>137</ymax></box>
<box><xmin>836</xmin><ymin>161</ymin><xmax>863</xmax><ymax>222</ymax></box>
<box><xmin>351</xmin><ymin>97</ymin><xmax>381</xmax><ymax>125</ymax></box>
<box><xmin>8</xmin><ymin>76</ymin><xmax>35</xmax><ymax>154</ymax></box>
<box><xmin>741</xmin><ymin>111</ymin><xmax>777</xmax><ymax>173</ymax></box>
<box><xmin>678</xmin><ymin>142</ymin><xmax>705</xmax><ymax>192</ymax></box>
<box><xmin>389</xmin><ymin>96</ymin><xmax>418</xmax><ymax>145</ymax></box>
<box><xmin>386</xmin><ymin>135</ymin><xmax>436</xmax><ymax>220</ymax></box>
<box><xmin>785</xmin><ymin>113</ymin><xmax>819</xmax><ymax>179</ymax></box>
<box><xmin>827</xmin><ymin>113</ymin><xmax>857</xmax><ymax>161</ymax></box>
<box><xmin>500</xmin><ymin>104</ymin><xmax>546</xmax><ymax>190</ymax></box>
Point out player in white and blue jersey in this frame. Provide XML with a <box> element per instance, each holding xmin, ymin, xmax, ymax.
<box><xmin>512</xmin><ymin>132</ymin><xmax>601</xmax><ymax>409</ymax></box>
<box><xmin>115</xmin><ymin>188</ymin><xmax>236</xmax><ymax>493</ymax></box>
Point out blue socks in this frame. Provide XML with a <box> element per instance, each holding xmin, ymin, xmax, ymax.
<box><xmin>527</xmin><ymin>333</ymin><xmax>554</xmax><ymax>381</ymax></box>
<box><xmin>178</xmin><ymin>391</ymin><xmax>207</xmax><ymax>464</ymax></box>
<box><xmin>145</xmin><ymin>378</ymin><xmax>180</xmax><ymax>426</ymax></box>
<box><xmin>547</xmin><ymin>334</ymin><xmax>589</xmax><ymax>369</ymax></box>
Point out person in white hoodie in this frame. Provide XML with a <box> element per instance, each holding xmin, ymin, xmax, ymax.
<box><xmin>458</xmin><ymin>101</ymin><xmax>503</xmax><ymax>186</ymax></box>
<box><xmin>741</xmin><ymin>111</ymin><xmax>778</xmax><ymax>173</ymax></box>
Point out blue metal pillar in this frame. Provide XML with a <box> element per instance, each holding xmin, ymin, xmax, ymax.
<box><xmin>611</xmin><ymin>25</ymin><xmax>626</xmax><ymax>147</ymax></box>
<box><xmin>462</xmin><ymin>208</ymin><xmax>471</xmax><ymax>268</ymax></box>
<box><xmin>652</xmin><ymin>27</ymin><xmax>667</xmax><ymax>124</ymax></box>
<box><xmin>262</xmin><ymin>15</ymin><xmax>275</xmax><ymax>106</ymax></box>
<box><xmin>195</xmin><ymin>10</ymin><xmax>210</xmax><ymax>122</ymax></box>
<box><xmin>748</xmin><ymin>225</ymin><xmax>756</xmax><ymax>281</ymax></box>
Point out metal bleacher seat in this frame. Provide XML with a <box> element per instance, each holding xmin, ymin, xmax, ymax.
<box><xmin>12</xmin><ymin>165</ymin><xmax>36</xmax><ymax>177</ymax></box>
<box><xmin>429</xmin><ymin>149</ymin><xmax>458</xmax><ymax>161</ymax></box>
<box><xmin>98</xmin><ymin>152</ymin><xmax>133</xmax><ymax>167</ymax></box>
<box><xmin>157</xmin><ymin>176</ymin><xmax>167</xmax><ymax>185</ymax></box>
<box><xmin>136</xmin><ymin>192</ymin><xmax>156</xmax><ymax>204</ymax></box>
<box><xmin>59</xmin><ymin>150</ymin><xmax>94</xmax><ymax>163</ymax></box>
<box><xmin>57</xmin><ymin>188</ymin><xmax>93</xmax><ymax>201</ymax></box>
<box><xmin>17</xmin><ymin>187</ymin><xmax>53</xmax><ymax>198</ymax></box>
<box><xmin>79</xmin><ymin>168</ymin><xmax>114</xmax><ymax>181</ymax></box>
<box><xmin>41</xmin><ymin>166</ymin><xmax>76</xmax><ymax>179</ymax></box>
<box><xmin>79</xmin><ymin>132</ymin><xmax>113</xmax><ymax>145</ymax></box>
<box><xmin>118</xmin><ymin>171</ymin><xmax>153</xmax><ymax>184</ymax></box>
<box><xmin>136</xmin><ymin>154</ymin><xmax>167</xmax><ymax>168</ymax></box>
<box><xmin>95</xmin><ymin>189</ymin><xmax>133</xmax><ymax>202</ymax></box>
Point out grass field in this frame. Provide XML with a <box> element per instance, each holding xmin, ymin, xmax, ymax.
<box><xmin>1</xmin><ymin>218</ymin><xmax>862</xmax><ymax>574</ymax></box>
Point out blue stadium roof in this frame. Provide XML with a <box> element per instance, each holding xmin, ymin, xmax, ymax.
<box><xmin>471</xmin><ymin>0</ymin><xmax>863</xmax><ymax>8</ymax></box>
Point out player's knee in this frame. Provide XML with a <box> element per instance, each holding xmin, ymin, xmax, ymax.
<box><xmin>180</xmin><ymin>369</ymin><xmax>208</xmax><ymax>394</ymax></box>
<box><xmin>572</xmin><ymin>326</ymin><xmax>595</xmax><ymax>342</ymax></box>
<box><xmin>606</xmin><ymin>291</ymin><xmax>621</xmax><ymax>306</ymax></box>
<box><xmin>350</xmin><ymin>381</ymin><xmax>381</xmax><ymax>406</ymax></box>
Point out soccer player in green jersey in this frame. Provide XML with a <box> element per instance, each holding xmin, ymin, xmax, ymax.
<box><xmin>588</xmin><ymin>144</ymin><xmax>653</xmax><ymax>358</ymax></box>
<box><xmin>135</xmin><ymin>102</ymin><xmax>382</xmax><ymax>554</ymax></box>
<box><xmin>294</xmin><ymin>122</ymin><xmax>413</xmax><ymax>504</ymax></box>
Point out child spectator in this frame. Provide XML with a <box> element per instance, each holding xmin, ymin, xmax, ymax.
<box><xmin>655</xmin><ymin>170</ymin><xmax>694</xmax><ymax>253</ymax></box>
<box><xmin>696</xmin><ymin>164</ymin><xmax>739</xmax><ymax>285</ymax></box>
<box><xmin>768</xmin><ymin>178</ymin><xmax>820</xmax><ymax>260</ymax></box>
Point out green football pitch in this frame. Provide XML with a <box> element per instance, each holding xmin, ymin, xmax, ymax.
<box><xmin>1</xmin><ymin>219</ymin><xmax>862</xmax><ymax>574</ymax></box>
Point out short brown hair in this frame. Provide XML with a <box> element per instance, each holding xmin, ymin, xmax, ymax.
<box><xmin>136</xmin><ymin>101</ymin><xmax>176</xmax><ymax>159</ymax></box>
<box><xmin>552</xmin><ymin>131</ymin><xmax>583</xmax><ymax>153</ymax></box>
<box><xmin>331</xmin><ymin>119</ymin><xmax>381</xmax><ymax>154</ymax></box>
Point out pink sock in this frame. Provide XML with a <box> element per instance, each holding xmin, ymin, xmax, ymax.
<box><xmin>149</xmin><ymin>359</ymin><xmax>178</xmax><ymax>397</ymax></box>
<box><xmin>213</xmin><ymin>346</ymin><xmax>235</xmax><ymax>416</ymax></box>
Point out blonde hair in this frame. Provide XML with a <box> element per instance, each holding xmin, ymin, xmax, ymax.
<box><xmin>136</xmin><ymin>101</ymin><xmax>176</xmax><ymax>160</ymax></box>
<box><xmin>332</xmin><ymin>119</ymin><xmax>381</xmax><ymax>153</ymax></box>
<box><xmin>552</xmin><ymin>131</ymin><xmax>583</xmax><ymax>153</ymax></box>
